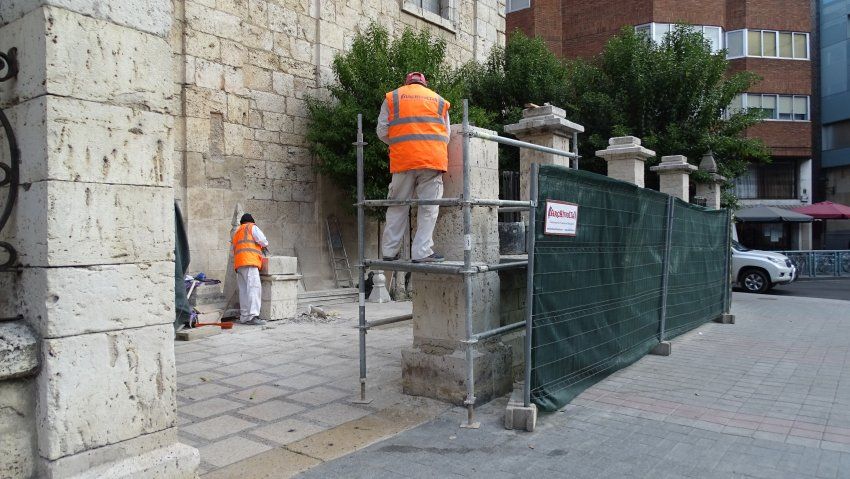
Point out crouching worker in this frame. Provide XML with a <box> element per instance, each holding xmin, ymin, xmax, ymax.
<box><xmin>377</xmin><ymin>72</ymin><xmax>449</xmax><ymax>263</ymax></box>
<box><xmin>232</xmin><ymin>213</ymin><xmax>269</xmax><ymax>325</ymax></box>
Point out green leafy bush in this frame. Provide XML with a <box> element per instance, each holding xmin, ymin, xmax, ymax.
<box><xmin>306</xmin><ymin>24</ymin><xmax>473</xmax><ymax>214</ymax></box>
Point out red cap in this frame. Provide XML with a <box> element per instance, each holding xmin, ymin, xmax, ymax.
<box><xmin>404</xmin><ymin>72</ymin><xmax>428</xmax><ymax>86</ymax></box>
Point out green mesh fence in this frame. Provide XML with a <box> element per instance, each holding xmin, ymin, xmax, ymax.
<box><xmin>530</xmin><ymin>165</ymin><xmax>729</xmax><ymax>412</ymax></box>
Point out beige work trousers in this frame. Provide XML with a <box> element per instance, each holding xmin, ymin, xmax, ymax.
<box><xmin>381</xmin><ymin>169</ymin><xmax>444</xmax><ymax>260</ymax></box>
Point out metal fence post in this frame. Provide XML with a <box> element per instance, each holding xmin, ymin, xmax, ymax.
<box><xmin>353</xmin><ymin>114</ymin><xmax>372</xmax><ymax>404</ymax></box>
<box><xmin>723</xmin><ymin>208</ymin><xmax>732</xmax><ymax>314</ymax></box>
<box><xmin>659</xmin><ymin>196</ymin><xmax>674</xmax><ymax>342</ymax></box>
<box><xmin>523</xmin><ymin>163</ymin><xmax>538</xmax><ymax>408</ymax></box>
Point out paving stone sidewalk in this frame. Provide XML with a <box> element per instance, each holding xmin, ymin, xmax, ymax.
<box><xmin>175</xmin><ymin>301</ymin><xmax>415</xmax><ymax>475</ymax></box>
<box><xmin>297</xmin><ymin>293</ymin><xmax>850</xmax><ymax>478</ymax></box>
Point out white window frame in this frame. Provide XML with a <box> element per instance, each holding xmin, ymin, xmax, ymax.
<box><xmin>401</xmin><ymin>0</ymin><xmax>457</xmax><ymax>32</ymax></box>
<box><xmin>635</xmin><ymin>23</ymin><xmax>725</xmax><ymax>53</ymax></box>
<box><xmin>725</xmin><ymin>29</ymin><xmax>809</xmax><ymax>60</ymax></box>
<box><xmin>507</xmin><ymin>0</ymin><xmax>531</xmax><ymax>13</ymax></box>
<box><xmin>733</xmin><ymin>93</ymin><xmax>811</xmax><ymax>122</ymax></box>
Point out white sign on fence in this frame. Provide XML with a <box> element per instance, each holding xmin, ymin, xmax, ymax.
<box><xmin>544</xmin><ymin>200</ymin><xmax>578</xmax><ymax>236</ymax></box>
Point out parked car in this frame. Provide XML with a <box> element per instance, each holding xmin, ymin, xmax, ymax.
<box><xmin>732</xmin><ymin>240</ymin><xmax>796</xmax><ymax>293</ymax></box>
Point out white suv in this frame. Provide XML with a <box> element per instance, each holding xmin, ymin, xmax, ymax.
<box><xmin>732</xmin><ymin>240</ymin><xmax>796</xmax><ymax>293</ymax></box>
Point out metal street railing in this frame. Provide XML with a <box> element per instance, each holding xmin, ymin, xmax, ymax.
<box><xmin>779</xmin><ymin>250</ymin><xmax>850</xmax><ymax>278</ymax></box>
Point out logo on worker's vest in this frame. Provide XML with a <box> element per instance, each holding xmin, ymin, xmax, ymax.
<box><xmin>544</xmin><ymin>200</ymin><xmax>578</xmax><ymax>236</ymax></box>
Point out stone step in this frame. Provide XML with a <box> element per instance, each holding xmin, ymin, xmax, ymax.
<box><xmin>297</xmin><ymin>288</ymin><xmax>358</xmax><ymax>309</ymax></box>
<box><xmin>189</xmin><ymin>282</ymin><xmax>225</xmax><ymax>307</ymax></box>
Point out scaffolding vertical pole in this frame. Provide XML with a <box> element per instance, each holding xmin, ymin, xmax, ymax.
<box><xmin>460</xmin><ymin>99</ymin><xmax>479</xmax><ymax>428</ymax></box>
<box><xmin>659</xmin><ymin>195</ymin><xmax>674</xmax><ymax>342</ymax></box>
<box><xmin>354</xmin><ymin>113</ymin><xmax>371</xmax><ymax>404</ymax></box>
<box><xmin>523</xmin><ymin>163</ymin><xmax>538</xmax><ymax>408</ymax></box>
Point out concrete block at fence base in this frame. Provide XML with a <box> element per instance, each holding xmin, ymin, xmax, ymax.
<box><xmin>650</xmin><ymin>341</ymin><xmax>672</xmax><ymax>356</ymax></box>
<box><xmin>714</xmin><ymin>313</ymin><xmax>735</xmax><ymax>324</ymax></box>
<box><xmin>401</xmin><ymin>342</ymin><xmax>512</xmax><ymax>406</ymax></box>
<box><xmin>504</xmin><ymin>384</ymin><xmax>537</xmax><ymax>432</ymax></box>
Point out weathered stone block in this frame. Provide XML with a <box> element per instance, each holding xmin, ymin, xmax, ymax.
<box><xmin>14</xmin><ymin>181</ymin><xmax>174</xmax><ymax>267</ymax></box>
<box><xmin>261</xmin><ymin>255</ymin><xmax>297</xmax><ymax>275</ymax></box>
<box><xmin>411</xmin><ymin>272</ymin><xmax>500</xmax><ymax>343</ymax></box>
<box><xmin>41</xmin><ymin>7</ymin><xmax>173</xmax><ymax>112</ymax></box>
<box><xmin>36</xmin><ymin>324</ymin><xmax>178</xmax><ymax>460</ymax></box>
<box><xmin>0</xmin><ymin>379</ymin><xmax>36</xmax><ymax>479</ymax></box>
<box><xmin>5</xmin><ymin>96</ymin><xmax>174</xmax><ymax>186</ymax></box>
<box><xmin>0</xmin><ymin>322</ymin><xmax>39</xmax><ymax>379</ymax></box>
<box><xmin>39</xmin><ymin>427</ymin><xmax>199</xmax><ymax>479</ymax></box>
<box><xmin>401</xmin><ymin>343</ymin><xmax>512</xmax><ymax>405</ymax></box>
<box><xmin>18</xmin><ymin>262</ymin><xmax>174</xmax><ymax>338</ymax></box>
<box><xmin>0</xmin><ymin>1</ymin><xmax>173</xmax><ymax>37</ymax></box>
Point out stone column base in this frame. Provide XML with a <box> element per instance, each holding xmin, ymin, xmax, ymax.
<box><xmin>401</xmin><ymin>342</ymin><xmax>512</xmax><ymax>406</ymax></box>
<box><xmin>259</xmin><ymin>275</ymin><xmax>300</xmax><ymax>321</ymax></box>
<box><xmin>39</xmin><ymin>428</ymin><xmax>199</xmax><ymax>479</ymax></box>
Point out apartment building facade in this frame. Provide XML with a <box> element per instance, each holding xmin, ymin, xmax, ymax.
<box><xmin>507</xmin><ymin>0</ymin><xmax>815</xmax><ymax>250</ymax></box>
<box><xmin>819</xmin><ymin>0</ymin><xmax>850</xmax><ymax>248</ymax></box>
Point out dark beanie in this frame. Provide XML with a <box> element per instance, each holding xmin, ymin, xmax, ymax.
<box><xmin>240</xmin><ymin>213</ymin><xmax>255</xmax><ymax>224</ymax></box>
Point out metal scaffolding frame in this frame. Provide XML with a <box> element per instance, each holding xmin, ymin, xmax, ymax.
<box><xmin>354</xmin><ymin>100</ymin><xmax>578</xmax><ymax>427</ymax></box>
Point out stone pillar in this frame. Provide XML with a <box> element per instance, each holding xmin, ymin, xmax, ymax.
<box><xmin>504</xmin><ymin>104</ymin><xmax>584</xmax><ymax>202</ymax></box>
<box><xmin>260</xmin><ymin>256</ymin><xmax>300</xmax><ymax>321</ymax></box>
<box><xmin>695</xmin><ymin>152</ymin><xmax>726</xmax><ymax>209</ymax></box>
<box><xmin>401</xmin><ymin>125</ymin><xmax>512</xmax><ymax>406</ymax></box>
<box><xmin>0</xmin><ymin>3</ymin><xmax>198</xmax><ymax>477</ymax></box>
<box><xmin>596</xmin><ymin>136</ymin><xmax>656</xmax><ymax>187</ymax></box>
<box><xmin>650</xmin><ymin>155</ymin><xmax>698</xmax><ymax>201</ymax></box>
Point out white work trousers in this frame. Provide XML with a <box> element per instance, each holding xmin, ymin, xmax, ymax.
<box><xmin>381</xmin><ymin>169</ymin><xmax>444</xmax><ymax>260</ymax></box>
<box><xmin>237</xmin><ymin>266</ymin><xmax>262</xmax><ymax>322</ymax></box>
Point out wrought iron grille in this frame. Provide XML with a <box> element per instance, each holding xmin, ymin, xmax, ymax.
<box><xmin>1</xmin><ymin>47</ymin><xmax>20</xmax><ymax>272</ymax></box>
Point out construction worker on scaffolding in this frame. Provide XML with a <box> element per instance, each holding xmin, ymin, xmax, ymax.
<box><xmin>376</xmin><ymin>72</ymin><xmax>450</xmax><ymax>263</ymax></box>
<box><xmin>232</xmin><ymin>213</ymin><xmax>269</xmax><ymax>325</ymax></box>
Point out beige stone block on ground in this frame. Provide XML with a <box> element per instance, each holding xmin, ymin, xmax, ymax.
<box><xmin>14</xmin><ymin>181</ymin><xmax>173</xmax><ymax>267</ymax></box>
<box><xmin>36</xmin><ymin>324</ymin><xmax>178</xmax><ymax>460</ymax></box>
<box><xmin>259</xmin><ymin>273</ymin><xmax>299</xmax><ymax>321</ymax></box>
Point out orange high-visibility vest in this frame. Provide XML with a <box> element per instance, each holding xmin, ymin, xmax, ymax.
<box><xmin>385</xmin><ymin>84</ymin><xmax>450</xmax><ymax>173</ymax></box>
<box><xmin>232</xmin><ymin>223</ymin><xmax>263</xmax><ymax>270</ymax></box>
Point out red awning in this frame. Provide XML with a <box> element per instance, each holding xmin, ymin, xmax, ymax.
<box><xmin>792</xmin><ymin>201</ymin><xmax>850</xmax><ymax>219</ymax></box>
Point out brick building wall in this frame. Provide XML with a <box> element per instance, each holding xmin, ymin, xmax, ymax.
<box><xmin>507</xmin><ymin>0</ymin><xmax>812</xmax><ymax>159</ymax></box>
<box><xmin>170</xmin><ymin>0</ymin><xmax>505</xmax><ymax>287</ymax></box>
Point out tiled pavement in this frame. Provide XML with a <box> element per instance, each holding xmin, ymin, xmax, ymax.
<box><xmin>175</xmin><ymin>301</ymin><xmax>415</xmax><ymax>475</ymax></box>
<box><xmin>297</xmin><ymin>292</ymin><xmax>850</xmax><ymax>478</ymax></box>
